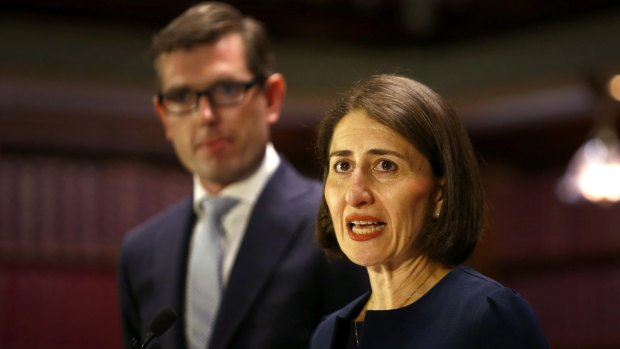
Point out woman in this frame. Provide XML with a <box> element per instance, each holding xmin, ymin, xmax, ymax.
<box><xmin>310</xmin><ymin>74</ymin><xmax>549</xmax><ymax>348</ymax></box>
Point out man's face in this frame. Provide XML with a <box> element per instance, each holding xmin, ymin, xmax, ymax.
<box><xmin>153</xmin><ymin>33</ymin><xmax>284</xmax><ymax>194</ymax></box>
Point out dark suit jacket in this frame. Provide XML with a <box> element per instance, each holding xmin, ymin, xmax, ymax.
<box><xmin>118</xmin><ymin>159</ymin><xmax>368</xmax><ymax>349</ymax></box>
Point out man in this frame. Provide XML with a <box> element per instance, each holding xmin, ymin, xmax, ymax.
<box><xmin>117</xmin><ymin>2</ymin><xmax>368</xmax><ymax>349</ymax></box>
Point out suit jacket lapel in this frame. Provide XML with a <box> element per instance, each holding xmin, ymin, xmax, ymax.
<box><xmin>153</xmin><ymin>197</ymin><xmax>195</xmax><ymax>348</ymax></box>
<box><xmin>209</xmin><ymin>162</ymin><xmax>306</xmax><ymax>349</ymax></box>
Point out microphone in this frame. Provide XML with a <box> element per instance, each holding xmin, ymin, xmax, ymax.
<box><xmin>131</xmin><ymin>308</ymin><xmax>177</xmax><ymax>349</ymax></box>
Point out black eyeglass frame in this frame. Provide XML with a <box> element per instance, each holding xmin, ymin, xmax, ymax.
<box><xmin>157</xmin><ymin>75</ymin><xmax>266</xmax><ymax>115</ymax></box>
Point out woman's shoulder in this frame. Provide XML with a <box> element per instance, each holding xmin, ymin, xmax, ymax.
<box><xmin>439</xmin><ymin>266</ymin><xmax>515</xmax><ymax>299</ymax></box>
<box><xmin>435</xmin><ymin>266</ymin><xmax>534</xmax><ymax>314</ymax></box>
<box><xmin>450</xmin><ymin>266</ymin><xmax>504</xmax><ymax>287</ymax></box>
<box><xmin>436</xmin><ymin>267</ymin><xmax>549</xmax><ymax>348</ymax></box>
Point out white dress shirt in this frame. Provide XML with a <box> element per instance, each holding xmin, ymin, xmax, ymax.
<box><xmin>189</xmin><ymin>143</ymin><xmax>280</xmax><ymax>287</ymax></box>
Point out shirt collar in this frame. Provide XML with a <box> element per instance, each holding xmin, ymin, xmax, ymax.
<box><xmin>193</xmin><ymin>143</ymin><xmax>281</xmax><ymax>214</ymax></box>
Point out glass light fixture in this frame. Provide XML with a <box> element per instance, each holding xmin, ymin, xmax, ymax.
<box><xmin>557</xmin><ymin>74</ymin><xmax>620</xmax><ymax>206</ymax></box>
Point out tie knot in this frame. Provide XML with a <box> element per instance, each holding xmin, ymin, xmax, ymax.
<box><xmin>202</xmin><ymin>196</ymin><xmax>239</xmax><ymax>221</ymax></box>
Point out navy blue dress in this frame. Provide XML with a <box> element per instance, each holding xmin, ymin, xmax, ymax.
<box><xmin>310</xmin><ymin>267</ymin><xmax>549</xmax><ymax>349</ymax></box>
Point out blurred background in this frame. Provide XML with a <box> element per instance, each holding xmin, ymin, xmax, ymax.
<box><xmin>1</xmin><ymin>0</ymin><xmax>620</xmax><ymax>348</ymax></box>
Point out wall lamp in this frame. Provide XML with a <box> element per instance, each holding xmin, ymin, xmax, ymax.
<box><xmin>557</xmin><ymin>74</ymin><xmax>620</xmax><ymax>206</ymax></box>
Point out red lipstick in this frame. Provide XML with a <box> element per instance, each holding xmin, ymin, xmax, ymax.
<box><xmin>345</xmin><ymin>214</ymin><xmax>386</xmax><ymax>241</ymax></box>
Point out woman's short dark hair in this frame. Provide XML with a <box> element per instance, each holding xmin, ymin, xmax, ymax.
<box><xmin>315</xmin><ymin>74</ymin><xmax>486</xmax><ymax>265</ymax></box>
<box><xmin>150</xmin><ymin>2</ymin><xmax>273</xmax><ymax>87</ymax></box>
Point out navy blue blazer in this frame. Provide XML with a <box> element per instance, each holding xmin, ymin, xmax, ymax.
<box><xmin>310</xmin><ymin>267</ymin><xmax>549</xmax><ymax>349</ymax></box>
<box><xmin>118</xmin><ymin>160</ymin><xmax>368</xmax><ymax>349</ymax></box>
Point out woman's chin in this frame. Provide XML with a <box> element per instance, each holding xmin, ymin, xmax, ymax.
<box><xmin>343</xmin><ymin>250</ymin><xmax>382</xmax><ymax>268</ymax></box>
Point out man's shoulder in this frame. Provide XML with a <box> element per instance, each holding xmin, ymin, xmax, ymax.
<box><xmin>272</xmin><ymin>159</ymin><xmax>322</xmax><ymax>188</ymax></box>
<box><xmin>122</xmin><ymin>196</ymin><xmax>193</xmax><ymax>246</ymax></box>
<box><xmin>263</xmin><ymin>159</ymin><xmax>323</xmax><ymax>203</ymax></box>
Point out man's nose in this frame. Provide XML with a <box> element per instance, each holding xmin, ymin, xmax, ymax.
<box><xmin>196</xmin><ymin>95</ymin><xmax>216</xmax><ymax>122</ymax></box>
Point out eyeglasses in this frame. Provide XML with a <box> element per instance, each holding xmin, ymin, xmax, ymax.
<box><xmin>157</xmin><ymin>76</ymin><xmax>264</xmax><ymax>115</ymax></box>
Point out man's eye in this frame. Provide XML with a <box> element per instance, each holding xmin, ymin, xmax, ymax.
<box><xmin>333</xmin><ymin>160</ymin><xmax>352</xmax><ymax>173</ymax></box>
<box><xmin>212</xmin><ymin>82</ymin><xmax>242</xmax><ymax>97</ymax></box>
<box><xmin>375</xmin><ymin>160</ymin><xmax>397</xmax><ymax>172</ymax></box>
<box><xmin>164</xmin><ymin>89</ymin><xmax>194</xmax><ymax>103</ymax></box>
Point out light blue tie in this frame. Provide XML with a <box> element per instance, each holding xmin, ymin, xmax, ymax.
<box><xmin>187</xmin><ymin>196</ymin><xmax>238</xmax><ymax>349</ymax></box>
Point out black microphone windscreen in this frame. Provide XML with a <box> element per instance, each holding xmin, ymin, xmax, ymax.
<box><xmin>148</xmin><ymin>308</ymin><xmax>177</xmax><ymax>336</ymax></box>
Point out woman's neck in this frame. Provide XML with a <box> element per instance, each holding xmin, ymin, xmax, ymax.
<box><xmin>364</xmin><ymin>255</ymin><xmax>451</xmax><ymax>312</ymax></box>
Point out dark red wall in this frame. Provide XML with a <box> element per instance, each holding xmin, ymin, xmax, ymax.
<box><xmin>2</xmin><ymin>110</ymin><xmax>620</xmax><ymax>348</ymax></box>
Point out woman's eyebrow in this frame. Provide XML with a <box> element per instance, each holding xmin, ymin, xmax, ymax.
<box><xmin>367</xmin><ymin>149</ymin><xmax>406</xmax><ymax>159</ymax></box>
<box><xmin>328</xmin><ymin>150</ymin><xmax>352</xmax><ymax>158</ymax></box>
<box><xmin>328</xmin><ymin>149</ymin><xmax>406</xmax><ymax>159</ymax></box>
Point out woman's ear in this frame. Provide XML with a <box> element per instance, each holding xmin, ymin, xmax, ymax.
<box><xmin>433</xmin><ymin>177</ymin><xmax>445</xmax><ymax>217</ymax></box>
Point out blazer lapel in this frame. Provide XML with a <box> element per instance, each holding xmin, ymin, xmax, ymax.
<box><xmin>208</xmin><ymin>162</ymin><xmax>308</xmax><ymax>349</ymax></box>
<box><xmin>152</xmin><ymin>197</ymin><xmax>195</xmax><ymax>347</ymax></box>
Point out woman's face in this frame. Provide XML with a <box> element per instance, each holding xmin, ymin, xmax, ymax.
<box><xmin>324</xmin><ymin>111</ymin><xmax>443</xmax><ymax>270</ymax></box>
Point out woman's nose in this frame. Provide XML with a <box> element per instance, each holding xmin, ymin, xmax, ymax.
<box><xmin>345</xmin><ymin>171</ymin><xmax>374</xmax><ymax>207</ymax></box>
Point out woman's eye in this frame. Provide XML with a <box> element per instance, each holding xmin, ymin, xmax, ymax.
<box><xmin>375</xmin><ymin>160</ymin><xmax>397</xmax><ymax>172</ymax></box>
<box><xmin>333</xmin><ymin>160</ymin><xmax>352</xmax><ymax>173</ymax></box>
